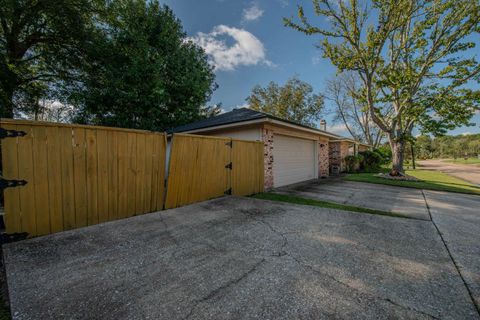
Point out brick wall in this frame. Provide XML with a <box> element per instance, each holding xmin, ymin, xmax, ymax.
<box><xmin>262</xmin><ymin>128</ymin><xmax>274</xmax><ymax>189</ymax></box>
<box><xmin>329</xmin><ymin>141</ymin><xmax>350</xmax><ymax>173</ymax></box>
<box><xmin>318</xmin><ymin>139</ymin><xmax>329</xmax><ymax>177</ymax></box>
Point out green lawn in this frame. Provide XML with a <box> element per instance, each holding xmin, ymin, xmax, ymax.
<box><xmin>252</xmin><ymin>193</ymin><xmax>411</xmax><ymax>219</ymax></box>
<box><xmin>344</xmin><ymin>169</ymin><xmax>480</xmax><ymax>195</ymax></box>
<box><xmin>445</xmin><ymin>158</ymin><xmax>480</xmax><ymax>165</ymax></box>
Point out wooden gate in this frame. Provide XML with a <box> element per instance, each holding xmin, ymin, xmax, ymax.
<box><xmin>0</xmin><ymin>119</ymin><xmax>166</xmax><ymax>236</ymax></box>
<box><xmin>165</xmin><ymin>133</ymin><xmax>264</xmax><ymax>209</ymax></box>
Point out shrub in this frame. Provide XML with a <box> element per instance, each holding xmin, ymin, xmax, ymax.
<box><xmin>345</xmin><ymin>155</ymin><xmax>362</xmax><ymax>173</ymax></box>
<box><xmin>359</xmin><ymin>150</ymin><xmax>383</xmax><ymax>172</ymax></box>
<box><xmin>374</xmin><ymin>146</ymin><xmax>391</xmax><ymax>164</ymax></box>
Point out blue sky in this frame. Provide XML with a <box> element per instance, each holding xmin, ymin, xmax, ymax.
<box><xmin>161</xmin><ymin>0</ymin><xmax>480</xmax><ymax>137</ymax></box>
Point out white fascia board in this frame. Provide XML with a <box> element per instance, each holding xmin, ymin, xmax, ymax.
<box><xmin>267</xmin><ymin>119</ymin><xmax>340</xmax><ymax>139</ymax></box>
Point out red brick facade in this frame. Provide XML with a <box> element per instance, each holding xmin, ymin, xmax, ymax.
<box><xmin>262</xmin><ymin>128</ymin><xmax>274</xmax><ymax>189</ymax></box>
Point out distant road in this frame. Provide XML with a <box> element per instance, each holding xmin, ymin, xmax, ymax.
<box><xmin>418</xmin><ymin>159</ymin><xmax>480</xmax><ymax>185</ymax></box>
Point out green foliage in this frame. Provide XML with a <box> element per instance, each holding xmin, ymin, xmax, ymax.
<box><xmin>344</xmin><ymin>154</ymin><xmax>362</xmax><ymax>173</ymax></box>
<box><xmin>0</xmin><ymin>0</ymin><xmax>97</xmax><ymax>118</ymax></box>
<box><xmin>246</xmin><ymin>76</ymin><xmax>324</xmax><ymax>127</ymax></box>
<box><xmin>374</xmin><ymin>146</ymin><xmax>392</xmax><ymax>163</ymax></box>
<box><xmin>69</xmin><ymin>1</ymin><xmax>216</xmax><ymax>131</ymax></box>
<box><xmin>359</xmin><ymin>150</ymin><xmax>383</xmax><ymax>172</ymax></box>
<box><xmin>285</xmin><ymin>0</ymin><xmax>480</xmax><ymax>172</ymax></box>
<box><xmin>414</xmin><ymin>134</ymin><xmax>480</xmax><ymax>159</ymax></box>
<box><xmin>345</xmin><ymin>169</ymin><xmax>480</xmax><ymax>195</ymax></box>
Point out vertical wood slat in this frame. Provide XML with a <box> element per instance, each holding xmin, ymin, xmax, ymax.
<box><xmin>86</xmin><ymin>129</ymin><xmax>98</xmax><ymax>226</ymax></box>
<box><xmin>32</xmin><ymin>125</ymin><xmax>51</xmax><ymax>235</ymax></box>
<box><xmin>231</xmin><ymin>140</ymin><xmax>264</xmax><ymax>196</ymax></box>
<box><xmin>1</xmin><ymin>120</ymin><xmax>166</xmax><ymax>237</ymax></box>
<box><xmin>60</xmin><ymin>127</ymin><xmax>76</xmax><ymax>230</ymax></box>
<box><xmin>117</xmin><ymin>132</ymin><xmax>128</xmax><ymax>219</ymax></box>
<box><xmin>73</xmin><ymin>128</ymin><xmax>88</xmax><ymax>228</ymax></box>
<box><xmin>126</xmin><ymin>133</ymin><xmax>137</xmax><ymax>217</ymax></box>
<box><xmin>16</xmin><ymin>125</ymin><xmax>36</xmax><ymax>235</ymax></box>
<box><xmin>165</xmin><ymin>134</ymin><xmax>231</xmax><ymax>209</ymax></box>
<box><xmin>107</xmin><ymin>131</ymin><xmax>118</xmax><ymax>222</ymax></box>
<box><xmin>135</xmin><ymin>134</ymin><xmax>146</xmax><ymax>215</ymax></box>
<box><xmin>96</xmin><ymin>130</ymin><xmax>109</xmax><ymax>223</ymax></box>
<box><xmin>46</xmin><ymin>126</ymin><xmax>63</xmax><ymax>233</ymax></box>
<box><xmin>1</xmin><ymin>123</ymin><xmax>21</xmax><ymax>233</ymax></box>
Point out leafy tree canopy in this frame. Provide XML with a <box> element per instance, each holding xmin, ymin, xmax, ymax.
<box><xmin>0</xmin><ymin>0</ymin><xmax>96</xmax><ymax>118</ymax></box>
<box><xmin>246</xmin><ymin>76</ymin><xmax>324</xmax><ymax>127</ymax></box>
<box><xmin>69</xmin><ymin>1</ymin><xmax>217</xmax><ymax>131</ymax></box>
<box><xmin>285</xmin><ymin>0</ymin><xmax>480</xmax><ymax>173</ymax></box>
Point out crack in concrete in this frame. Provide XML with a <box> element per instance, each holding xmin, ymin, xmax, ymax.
<box><xmin>239</xmin><ymin>208</ymin><xmax>440</xmax><ymax>319</ymax></box>
<box><xmin>158</xmin><ymin>212</ymin><xmax>179</xmax><ymax>246</ymax></box>
<box><xmin>291</xmin><ymin>255</ymin><xmax>440</xmax><ymax>319</ymax></box>
<box><xmin>421</xmin><ymin>190</ymin><xmax>480</xmax><ymax>317</ymax></box>
<box><xmin>182</xmin><ymin>258</ymin><xmax>266</xmax><ymax>320</ymax></box>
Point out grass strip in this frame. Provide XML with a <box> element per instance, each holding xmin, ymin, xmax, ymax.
<box><xmin>252</xmin><ymin>192</ymin><xmax>413</xmax><ymax>219</ymax></box>
<box><xmin>344</xmin><ymin>169</ymin><xmax>480</xmax><ymax>195</ymax></box>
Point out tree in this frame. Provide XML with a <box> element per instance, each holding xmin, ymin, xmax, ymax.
<box><xmin>69</xmin><ymin>1</ymin><xmax>216</xmax><ymax>131</ymax></box>
<box><xmin>326</xmin><ymin>72</ymin><xmax>384</xmax><ymax>147</ymax></box>
<box><xmin>285</xmin><ymin>0</ymin><xmax>480</xmax><ymax>174</ymax></box>
<box><xmin>414</xmin><ymin>135</ymin><xmax>433</xmax><ymax>159</ymax></box>
<box><xmin>0</xmin><ymin>0</ymin><xmax>96</xmax><ymax>118</ymax></box>
<box><xmin>246</xmin><ymin>76</ymin><xmax>324</xmax><ymax>127</ymax></box>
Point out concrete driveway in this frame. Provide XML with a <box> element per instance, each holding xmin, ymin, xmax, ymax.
<box><xmin>418</xmin><ymin>159</ymin><xmax>480</xmax><ymax>185</ymax></box>
<box><xmin>3</xmin><ymin>196</ymin><xmax>479</xmax><ymax>319</ymax></box>
<box><xmin>275</xmin><ymin>179</ymin><xmax>430</xmax><ymax>220</ymax></box>
<box><xmin>276</xmin><ymin>179</ymin><xmax>480</xmax><ymax>316</ymax></box>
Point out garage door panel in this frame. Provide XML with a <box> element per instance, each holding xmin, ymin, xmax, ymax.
<box><xmin>273</xmin><ymin>134</ymin><xmax>316</xmax><ymax>187</ymax></box>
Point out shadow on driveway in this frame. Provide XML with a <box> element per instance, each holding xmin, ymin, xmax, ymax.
<box><xmin>3</xmin><ymin>196</ymin><xmax>478</xmax><ymax>319</ymax></box>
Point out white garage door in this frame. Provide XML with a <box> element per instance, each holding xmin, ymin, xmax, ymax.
<box><xmin>273</xmin><ymin>134</ymin><xmax>316</xmax><ymax>187</ymax></box>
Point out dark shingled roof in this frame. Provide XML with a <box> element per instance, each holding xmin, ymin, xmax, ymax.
<box><xmin>170</xmin><ymin>108</ymin><xmax>268</xmax><ymax>133</ymax></box>
<box><xmin>170</xmin><ymin>108</ymin><xmax>342</xmax><ymax>138</ymax></box>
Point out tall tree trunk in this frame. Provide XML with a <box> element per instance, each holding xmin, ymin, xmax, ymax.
<box><xmin>389</xmin><ymin>137</ymin><xmax>406</xmax><ymax>175</ymax></box>
<box><xmin>2</xmin><ymin>89</ymin><xmax>15</xmax><ymax>118</ymax></box>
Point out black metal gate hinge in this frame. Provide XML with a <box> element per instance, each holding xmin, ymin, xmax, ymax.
<box><xmin>224</xmin><ymin>188</ymin><xmax>232</xmax><ymax>195</ymax></box>
<box><xmin>0</xmin><ymin>179</ymin><xmax>28</xmax><ymax>190</ymax></box>
<box><xmin>225</xmin><ymin>162</ymin><xmax>232</xmax><ymax>169</ymax></box>
<box><xmin>0</xmin><ymin>128</ymin><xmax>26</xmax><ymax>139</ymax></box>
<box><xmin>225</xmin><ymin>140</ymin><xmax>232</xmax><ymax>147</ymax></box>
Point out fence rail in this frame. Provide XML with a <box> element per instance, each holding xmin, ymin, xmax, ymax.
<box><xmin>165</xmin><ymin>134</ymin><xmax>264</xmax><ymax>209</ymax></box>
<box><xmin>1</xmin><ymin>121</ymin><xmax>263</xmax><ymax>237</ymax></box>
<box><xmin>1</xmin><ymin>120</ymin><xmax>166</xmax><ymax>236</ymax></box>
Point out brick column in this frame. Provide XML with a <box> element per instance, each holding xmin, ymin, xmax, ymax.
<box><xmin>329</xmin><ymin>141</ymin><xmax>341</xmax><ymax>173</ymax></box>
<box><xmin>262</xmin><ymin>128</ymin><xmax>274</xmax><ymax>189</ymax></box>
<box><xmin>318</xmin><ymin>139</ymin><xmax>329</xmax><ymax>177</ymax></box>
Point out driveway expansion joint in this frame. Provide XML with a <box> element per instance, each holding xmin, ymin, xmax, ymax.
<box><xmin>240</xmin><ymin>207</ymin><xmax>440</xmax><ymax>319</ymax></box>
<box><xmin>421</xmin><ymin>189</ymin><xmax>480</xmax><ymax>317</ymax></box>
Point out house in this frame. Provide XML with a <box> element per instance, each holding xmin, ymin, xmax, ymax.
<box><xmin>171</xmin><ymin>108</ymin><xmax>370</xmax><ymax>189</ymax></box>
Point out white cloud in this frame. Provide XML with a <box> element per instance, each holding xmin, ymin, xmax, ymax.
<box><xmin>190</xmin><ymin>25</ymin><xmax>271</xmax><ymax>71</ymax></box>
<box><xmin>235</xmin><ymin>103</ymin><xmax>250</xmax><ymax>109</ymax></box>
<box><xmin>242</xmin><ymin>3</ymin><xmax>264</xmax><ymax>21</ymax></box>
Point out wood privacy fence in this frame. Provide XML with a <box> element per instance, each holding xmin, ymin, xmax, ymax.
<box><xmin>1</xmin><ymin>121</ymin><xmax>263</xmax><ymax>237</ymax></box>
<box><xmin>165</xmin><ymin>134</ymin><xmax>264</xmax><ymax>209</ymax></box>
<box><xmin>1</xmin><ymin>119</ymin><xmax>166</xmax><ymax>237</ymax></box>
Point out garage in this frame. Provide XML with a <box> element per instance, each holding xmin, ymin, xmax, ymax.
<box><xmin>273</xmin><ymin>134</ymin><xmax>317</xmax><ymax>187</ymax></box>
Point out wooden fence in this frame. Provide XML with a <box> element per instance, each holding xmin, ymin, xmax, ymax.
<box><xmin>1</xmin><ymin>122</ymin><xmax>263</xmax><ymax>237</ymax></box>
<box><xmin>165</xmin><ymin>134</ymin><xmax>264</xmax><ymax>209</ymax></box>
<box><xmin>1</xmin><ymin>120</ymin><xmax>166</xmax><ymax>236</ymax></box>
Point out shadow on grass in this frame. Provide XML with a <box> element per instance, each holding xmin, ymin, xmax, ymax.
<box><xmin>344</xmin><ymin>171</ymin><xmax>480</xmax><ymax>196</ymax></box>
<box><xmin>252</xmin><ymin>192</ymin><xmax>415</xmax><ymax>220</ymax></box>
